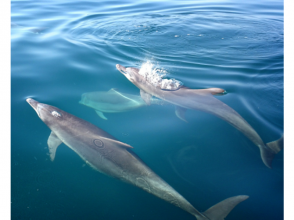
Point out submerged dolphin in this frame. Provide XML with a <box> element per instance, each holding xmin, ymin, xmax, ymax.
<box><xmin>11</xmin><ymin>22</ymin><xmax>46</xmax><ymax>34</ymax></box>
<box><xmin>79</xmin><ymin>88</ymin><xmax>165</xmax><ymax>120</ymax></box>
<box><xmin>116</xmin><ymin>64</ymin><xmax>283</xmax><ymax>168</ymax></box>
<box><xmin>27</xmin><ymin>98</ymin><xmax>248</xmax><ymax>220</ymax></box>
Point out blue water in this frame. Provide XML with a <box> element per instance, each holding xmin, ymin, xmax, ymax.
<box><xmin>11</xmin><ymin>0</ymin><xmax>283</xmax><ymax>219</ymax></box>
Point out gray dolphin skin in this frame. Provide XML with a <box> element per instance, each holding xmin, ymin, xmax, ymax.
<box><xmin>79</xmin><ymin>88</ymin><xmax>164</xmax><ymax>120</ymax></box>
<box><xmin>116</xmin><ymin>64</ymin><xmax>283</xmax><ymax>168</ymax></box>
<box><xmin>27</xmin><ymin>98</ymin><xmax>248</xmax><ymax>220</ymax></box>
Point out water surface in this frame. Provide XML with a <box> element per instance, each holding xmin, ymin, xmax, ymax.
<box><xmin>11</xmin><ymin>0</ymin><xmax>283</xmax><ymax>219</ymax></box>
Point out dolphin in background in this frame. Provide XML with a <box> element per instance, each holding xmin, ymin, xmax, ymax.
<box><xmin>79</xmin><ymin>88</ymin><xmax>166</xmax><ymax>120</ymax></box>
<box><xmin>116</xmin><ymin>64</ymin><xmax>283</xmax><ymax>168</ymax></box>
<box><xmin>27</xmin><ymin>98</ymin><xmax>248</xmax><ymax>220</ymax></box>
<box><xmin>11</xmin><ymin>22</ymin><xmax>46</xmax><ymax>34</ymax></box>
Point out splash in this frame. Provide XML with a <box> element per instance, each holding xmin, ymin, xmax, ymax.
<box><xmin>138</xmin><ymin>61</ymin><xmax>183</xmax><ymax>90</ymax></box>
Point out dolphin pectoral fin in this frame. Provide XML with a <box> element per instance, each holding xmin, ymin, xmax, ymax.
<box><xmin>140</xmin><ymin>90</ymin><xmax>152</xmax><ymax>105</ymax></box>
<box><xmin>95</xmin><ymin>111</ymin><xmax>108</xmax><ymax>120</ymax></box>
<box><xmin>260</xmin><ymin>135</ymin><xmax>284</xmax><ymax>168</ymax></box>
<box><xmin>198</xmin><ymin>195</ymin><xmax>249</xmax><ymax>220</ymax></box>
<box><xmin>175</xmin><ymin>106</ymin><xmax>188</xmax><ymax>123</ymax></box>
<box><xmin>99</xmin><ymin>136</ymin><xmax>133</xmax><ymax>149</ymax></box>
<box><xmin>150</xmin><ymin>97</ymin><xmax>166</xmax><ymax>105</ymax></box>
<box><xmin>47</xmin><ymin>131</ymin><xmax>62</xmax><ymax>161</ymax></box>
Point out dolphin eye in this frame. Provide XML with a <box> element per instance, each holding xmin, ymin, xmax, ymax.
<box><xmin>51</xmin><ymin>111</ymin><xmax>62</xmax><ymax>118</ymax></box>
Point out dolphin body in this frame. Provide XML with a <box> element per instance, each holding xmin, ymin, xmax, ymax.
<box><xmin>11</xmin><ymin>22</ymin><xmax>46</xmax><ymax>34</ymax></box>
<box><xmin>27</xmin><ymin>98</ymin><xmax>248</xmax><ymax>220</ymax></box>
<box><xmin>116</xmin><ymin>64</ymin><xmax>283</xmax><ymax>168</ymax></box>
<box><xmin>79</xmin><ymin>88</ymin><xmax>164</xmax><ymax>120</ymax></box>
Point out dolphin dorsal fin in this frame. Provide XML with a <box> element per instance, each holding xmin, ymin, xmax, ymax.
<box><xmin>206</xmin><ymin>88</ymin><xmax>226</xmax><ymax>95</ymax></box>
<box><xmin>175</xmin><ymin>106</ymin><xmax>188</xmax><ymax>123</ymax></box>
<box><xmin>47</xmin><ymin>131</ymin><xmax>62</xmax><ymax>161</ymax></box>
<box><xmin>108</xmin><ymin>88</ymin><xmax>121</xmax><ymax>94</ymax></box>
<box><xmin>107</xmin><ymin>88</ymin><xmax>125</xmax><ymax>98</ymax></box>
<box><xmin>109</xmin><ymin>88</ymin><xmax>139</xmax><ymax>103</ymax></box>
<box><xmin>99</xmin><ymin>136</ymin><xmax>133</xmax><ymax>149</ymax></box>
<box><xmin>140</xmin><ymin>90</ymin><xmax>152</xmax><ymax>105</ymax></box>
<box><xmin>195</xmin><ymin>88</ymin><xmax>225</xmax><ymax>96</ymax></box>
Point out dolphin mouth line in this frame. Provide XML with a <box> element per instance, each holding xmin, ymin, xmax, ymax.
<box><xmin>117</xmin><ymin>68</ymin><xmax>127</xmax><ymax>75</ymax></box>
<box><xmin>26</xmin><ymin>98</ymin><xmax>41</xmax><ymax>116</ymax></box>
<box><xmin>116</xmin><ymin>64</ymin><xmax>129</xmax><ymax>76</ymax></box>
<box><xmin>116</xmin><ymin>67</ymin><xmax>127</xmax><ymax>75</ymax></box>
<box><xmin>26</xmin><ymin>98</ymin><xmax>48</xmax><ymax>117</ymax></box>
<box><xmin>117</xmin><ymin>67</ymin><xmax>132</xmax><ymax>79</ymax></box>
<box><xmin>26</xmin><ymin>98</ymin><xmax>37</xmax><ymax>110</ymax></box>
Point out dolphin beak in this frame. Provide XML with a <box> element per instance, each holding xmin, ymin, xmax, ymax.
<box><xmin>26</xmin><ymin>98</ymin><xmax>39</xmax><ymax>110</ymax></box>
<box><xmin>116</xmin><ymin>64</ymin><xmax>127</xmax><ymax>75</ymax></box>
<box><xmin>26</xmin><ymin>98</ymin><xmax>42</xmax><ymax>116</ymax></box>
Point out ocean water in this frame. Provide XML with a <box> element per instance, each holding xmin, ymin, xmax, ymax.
<box><xmin>11</xmin><ymin>0</ymin><xmax>283</xmax><ymax>219</ymax></box>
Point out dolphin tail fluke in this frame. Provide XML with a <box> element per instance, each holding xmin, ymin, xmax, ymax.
<box><xmin>260</xmin><ymin>135</ymin><xmax>284</xmax><ymax>168</ymax></box>
<box><xmin>267</xmin><ymin>135</ymin><xmax>284</xmax><ymax>154</ymax></box>
<box><xmin>196</xmin><ymin>195</ymin><xmax>249</xmax><ymax>220</ymax></box>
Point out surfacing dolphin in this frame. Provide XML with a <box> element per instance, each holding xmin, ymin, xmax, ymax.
<box><xmin>27</xmin><ymin>98</ymin><xmax>248</xmax><ymax>220</ymax></box>
<box><xmin>79</xmin><ymin>88</ymin><xmax>165</xmax><ymax>120</ymax></box>
<box><xmin>116</xmin><ymin>64</ymin><xmax>283</xmax><ymax>168</ymax></box>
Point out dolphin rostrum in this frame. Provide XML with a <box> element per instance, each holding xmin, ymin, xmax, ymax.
<box><xmin>26</xmin><ymin>98</ymin><xmax>248</xmax><ymax>220</ymax></box>
<box><xmin>116</xmin><ymin>64</ymin><xmax>283</xmax><ymax>168</ymax></box>
<box><xmin>79</xmin><ymin>88</ymin><xmax>165</xmax><ymax>120</ymax></box>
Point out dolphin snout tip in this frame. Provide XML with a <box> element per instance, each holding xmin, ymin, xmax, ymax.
<box><xmin>26</xmin><ymin>97</ymin><xmax>38</xmax><ymax>103</ymax></box>
<box><xmin>26</xmin><ymin>98</ymin><xmax>38</xmax><ymax>105</ymax></box>
<box><xmin>116</xmin><ymin>64</ymin><xmax>126</xmax><ymax>73</ymax></box>
<box><xmin>26</xmin><ymin>98</ymin><xmax>40</xmax><ymax>112</ymax></box>
<box><xmin>26</xmin><ymin>98</ymin><xmax>33</xmax><ymax>103</ymax></box>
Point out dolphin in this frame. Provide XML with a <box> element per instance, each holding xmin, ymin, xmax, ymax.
<box><xmin>26</xmin><ymin>98</ymin><xmax>248</xmax><ymax>220</ymax></box>
<box><xmin>11</xmin><ymin>22</ymin><xmax>46</xmax><ymax>34</ymax></box>
<box><xmin>79</xmin><ymin>88</ymin><xmax>165</xmax><ymax>120</ymax></box>
<box><xmin>116</xmin><ymin>64</ymin><xmax>283</xmax><ymax>168</ymax></box>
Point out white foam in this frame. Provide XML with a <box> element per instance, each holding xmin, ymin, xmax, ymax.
<box><xmin>138</xmin><ymin>61</ymin><xmax>183</xmax><ymax>90</ymax></box>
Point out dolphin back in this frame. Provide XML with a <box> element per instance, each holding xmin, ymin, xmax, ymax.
<box><xmin>80</xmin><ymin>89</ymin><xmax>146</xmax><ymax>109</ymax></box>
